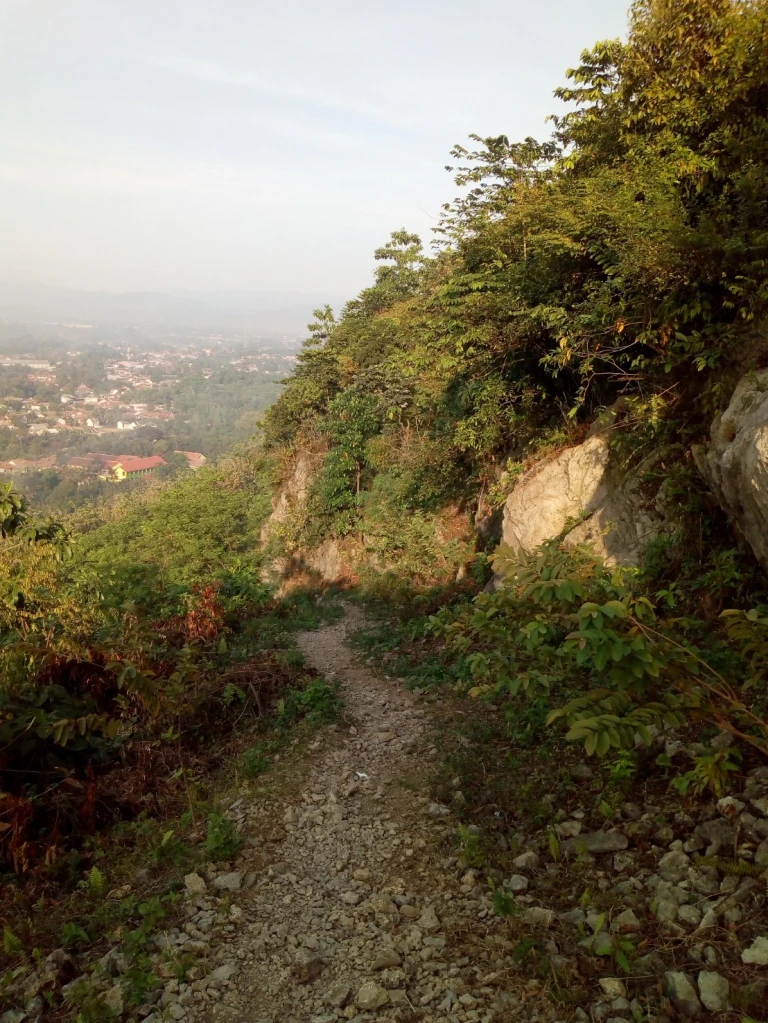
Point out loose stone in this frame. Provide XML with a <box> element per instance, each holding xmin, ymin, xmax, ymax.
<box><xmin>356</xmin><ymin>981</ymin><xmax>389</xmax><ymax>1010</ymax></box>
<box><xmin>697</xmin><ymin>971</ymin><xmax>730</xmax><ymax>1012</ymax></box>
<box><xmin>563</xmin><ymin>831</ymin><xmax>629</xmax><ymax>854</ymax></box>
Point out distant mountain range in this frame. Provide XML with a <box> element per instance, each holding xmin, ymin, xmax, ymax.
<box><xmin>0</xmin><ymin>281</ymin><xmax>348</xmax><ymax>335</ymax></box>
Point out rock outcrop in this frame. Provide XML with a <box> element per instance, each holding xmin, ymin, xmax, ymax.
<box><xmin>496</xmin><ymin>427</ymin><xmax>660</xmax><ymax>576</ymax></box>
<box><xmin>308</xmin><ymin>537</ymin><xmax>343</xmax><ymax>582</ymax></box>
<box><xmin>695</xmin><ymin>369</ymin><xmax>768</xmax><ymax>573</ymax></box>
<box><xmin>260</xmin><ymin>452</ymin><xmax>316</xmax><ymax>548</ymax></box>
<box><xmin>260</xmin><ymin>452</ymin><xmax>349</xmax><ymax>587</ymax></box>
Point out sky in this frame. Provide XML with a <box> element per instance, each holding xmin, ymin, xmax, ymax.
<box><xmin>0</xmin><ymin>0</ymin><xmax>630</xmax><ymax>300</ymax></box>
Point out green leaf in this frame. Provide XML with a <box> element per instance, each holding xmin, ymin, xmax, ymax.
<box><xmin>601</xmin><ymin>600</ymin><xmax>628</xmax><ymax>619</ymax></box>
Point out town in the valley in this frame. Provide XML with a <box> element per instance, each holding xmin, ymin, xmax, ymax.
<box><xmin>0</xmin><ymin>327</ymin><xmax>298</xmax><ymax>506</ymax></box>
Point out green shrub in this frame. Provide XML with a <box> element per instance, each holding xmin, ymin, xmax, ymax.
<box><xmin>279</xmin><ymin>678</ymin><xmax>341</xmax><ymax>728</ymax></box>
<box><xmin>672</xmin><ymin>747</ymin><xmax>742</xmax><ymax>798</ymax></box>
<box><xmin>203</xmin><ymin>812</ymin><xmax>242</xmax><ymax>861</ymax></box>
<box><xmin>240</xmin><ymin>740</ymin><xmax>275</xmax><ymax>778</ymax></box>
<box><xmin>430</xmin><ymin>540</ymin><xmax>768</xmax><ymax>762</ymax></box>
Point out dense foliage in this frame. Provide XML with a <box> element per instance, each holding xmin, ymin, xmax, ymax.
<box><xmin>260</xmin><ymin>0</ymin><xmax>768</xmax><ymax>762</ymax></box>
<box><xmin>0</xmin><ymin>452</ymin><xmax>325</xmax><ymax>879</ymax></box>
<box><xmin>264</xmin><ymin>0</ymin><xmax>768</xmax><ymax>548</ymax></box>
<box><xmin>431</xmin><ymin>540</ymin><xmax>768</xmax><ymax>760</ymax></box>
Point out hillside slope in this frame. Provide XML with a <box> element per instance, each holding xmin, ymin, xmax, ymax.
<box><xmin>261</xmin><ymin>0</ymin><xmax>768</xmax><ymax>596</ymax></box>
<box><xmin>2</xmin><ymin>2</ymin><xmax>768</xmax><ymax>1020</ymax></box>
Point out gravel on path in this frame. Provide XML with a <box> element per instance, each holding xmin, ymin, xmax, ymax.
<box><xmin>178</xmin><ymin>604</ymin><xmax>518</xmax><ymax>1023</ymax></box>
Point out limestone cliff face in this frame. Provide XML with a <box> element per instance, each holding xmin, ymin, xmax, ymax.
<box><xmin>260</xmin><ymin>452</ymin><xmax>347</xmax><ymax>587</ymax></box>
<box><xmin>494</xmin><ymin>427</ymin><xmax>662</xmax><ymax>584</ymax></box>
<box><xmin>260</xmin><ymin>452</ymin><xmax>315</xmax><ymax>548</ymax></box>
<box><xmin>267</xmin><ymin>428</ymin><xmax>665</xmax><ymax>590</ymax></box>
<box><xmin>493</xmin><ymin>368</ymin><xmax>768</xmax><ymax>581</ymax></box>
<box><xmin>694</xmin><ymin>369</ymin><xmax>768</xmax><ymax>573</ymax></box>
<box><xmin>263</xmin><ymin>370</ymin><xmax>768</xmax><ymax>590</ymax></box>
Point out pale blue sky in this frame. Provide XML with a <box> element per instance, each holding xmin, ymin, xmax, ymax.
<box><xmin>0</xmin><ymin>0</ymin><xmax>629</xmax><ymax>297</ymax></box>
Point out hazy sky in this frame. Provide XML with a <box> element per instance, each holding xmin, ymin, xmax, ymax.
<box><xmin>1</xmin><ymin>0</ymin><xmax>629</xmax><ymax>299</ymax></box>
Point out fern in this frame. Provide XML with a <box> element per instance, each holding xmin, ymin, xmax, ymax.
<box><xmin>699</xmin><ymin>856</ymin><xmax>766</xmax><ymax>878</ymax></box>
<box><xmin>3</xmin><ymin>926</ymin><xmax>22</xmax><ymax>955</ymax></box>
<box><xmin>88</xmin><ymin>866</ymin><xmax>105</xmax><ymax>896</ymax></box>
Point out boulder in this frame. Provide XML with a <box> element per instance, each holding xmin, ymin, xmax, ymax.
<box><xmin>24</xmin><ymin>949</ymin><xmax>75</xmax><ymax>1003</ymax></box>
<box><xmin>677</xmin><ymin>904</ymin><xmax>703</xmax><ymax>927</ymax></box>
<box><xmin>183</xmin><ymin>872</ymin><xmax>207</xmax><ymax>897</ymax></box>
<box><xmin>97</xmin><ymin>948</ymin><xmax>128</xmax><ymax>978</ymax></box>
<box><xmin>325</xmin><ymin>980</ymin><xmax>352</xmax><ymax>1008</ymax></box>
<box><xmin>695</xmin><ymin>819</ymin><xmax>735</xmax><ymax>851</ymax></box>
<box><xmin>611</xmin><ymin>909</ymin><xmax>641</xmax><ymax>934</ymax></box>
<box><xmin>694</xmin><ymin>369</ymin><xmax>768</xmax><ymax>572</ymax></box>
<box><xmin>371</xmin><ymin>948</ymin><xmax>401</xmax><ymax>970</ymax></box>
<box><xmin>208</xmin><ymin>964</ymin><xmax>238</xmax><ymax>983</ymax></box>
<box><xmin>506</xmin><ymin>874</ymin><xmax>529</xmax><ymax>894</ymax></box>
<box><xmin>103</xmin><ymin>984</ymin><xmax>124</xmax><ymax>1017</ymax></box>
<box><xmin>524</xmin><ymin>906</ymin><xmax>556</xmax><ymax>927</ymax></box>
<box><xmin>494</xmin><ymin>425</ymin><xmax>661</xmax><ymax>582</ymax></box>
<box><xmin>417</xmin><ymin>906</ymin><xmax>441</xmax><ymax>932</ymax></box>
<box><xmin>658</xmin><ymin>850</ymin><xmax>690</xmax><ymax>883</ymax></box>
<box><xmin>293</xmin><ymin>949</ymin><xmax>324</xmax><ymax>983</ymax></box>
<box><xmin>742</xmin><ymin>936</ymin><xmax>768</xmax><ymax>966</ymax></box>
<box><xmin>598</xmin><ymin>978</ymin><xmax>627</xmax><ymax>999</ymax></box>
<box><xmin>308</xmin><ymin>539</ymin><xmax>343</xmax><ymax>582</ymax></box>
<box><xmin>212</xmin><ymin>871</ymin><xmax>242</xmax><ymax>891</ymax></box>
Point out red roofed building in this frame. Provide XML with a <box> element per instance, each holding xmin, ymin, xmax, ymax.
<box><xmin>67</xmin><ymin>456</ymin><xmax>98</xmax><ymax>471</ymax></box>
<box><xmin>4</xmin><ymin>456</ymin><xmax>57</xmax><ymax>472</ymax></box>
<box><xmin>98</xmin><ymin>456</ymin><xmax>167</xmax><ymax>478</ymax></box>
<box><xmin>105</xmin><ymin>455</ymin><xmax>167</xmax><ymax>481</ymax></box>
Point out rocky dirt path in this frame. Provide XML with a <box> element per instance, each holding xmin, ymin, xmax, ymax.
<box><xmin>178</xmin><ymin>604</ymin><xmax>517</xmax><ymax>1023</ymax></box>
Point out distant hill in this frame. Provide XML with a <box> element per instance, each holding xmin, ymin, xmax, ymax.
<box><xmin>0</xmin><ymin>281</ymin><xmax>347</xmax><ymax>335</ymax></box>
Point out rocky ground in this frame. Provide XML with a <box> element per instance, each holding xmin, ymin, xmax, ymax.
<box><xmin>4</xmin><ymin>605</ymin><xmax>768</xmax><ymax>1023</ymax></box>
<box><xmin>139</xmin><ymin>607</ymin><xmax>768</xmax><ymax>1023</ymax></box>
<box><xmin>166</xmin><ymin>604</ymin><xmax>519</xmax><ymax>1023</ymax></box>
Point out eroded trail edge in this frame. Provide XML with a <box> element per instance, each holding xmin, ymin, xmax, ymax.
<box><xmin>180</xmin><ymin>604</ymin><xmax>511</xmax><ymax>1023</ymax></box>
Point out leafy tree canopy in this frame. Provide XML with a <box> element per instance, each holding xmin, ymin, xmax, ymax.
<box><xmin>264</xmin><ymin>0</ymin><xmax>768</xmax><ymax>543</ymax></box>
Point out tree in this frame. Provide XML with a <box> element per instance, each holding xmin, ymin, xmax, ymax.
<box><xmin>266</xmin><ymin>0</ymin><xmax>768</xmax><ymax>547</ymax></box>
<box><xmin>0</xmin><ymin>484</ymin><xmax>27</xmax><ymax>538</ymax></box>
<box><xmin>370</xmin><ymin>230</ymin><xmax>424</xmax><ymax>306</ymax></box>
<box><xmin>311</xmin><ymin>389</ymin><xmax>382</xmax><ymax>537</ymax></box>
